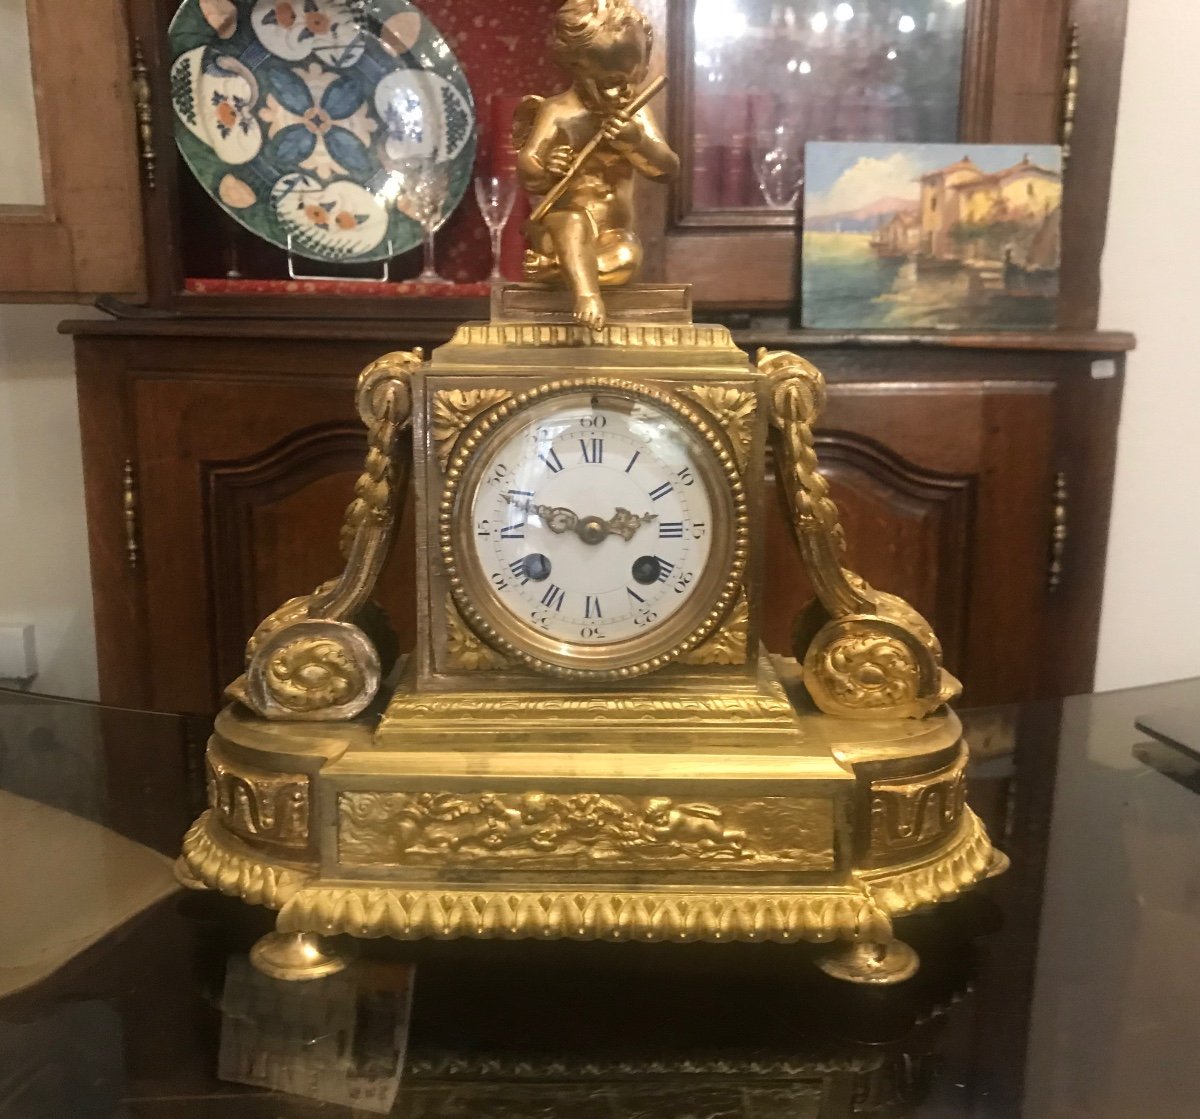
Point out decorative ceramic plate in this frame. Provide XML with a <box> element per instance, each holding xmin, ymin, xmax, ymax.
<box><xmin>167</xmin><ymin>0</ymin><xmax>476</xmax><ymax>263</ymax></box>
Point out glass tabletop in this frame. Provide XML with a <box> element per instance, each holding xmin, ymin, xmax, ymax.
<box><xmin>1</xmin><ymin>679</ymin><xmax>1197</xmax><ymax>1118</ymax></box>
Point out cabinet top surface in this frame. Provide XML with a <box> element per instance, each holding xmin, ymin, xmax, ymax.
<box><xmin>59</xmin><ymin>313</ymin><xmax>1137</xmax><ymax>355</ymax></box>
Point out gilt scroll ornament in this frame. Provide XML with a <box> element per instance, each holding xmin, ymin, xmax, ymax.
<box><xmin>444</xmin><ymin>594</ymin><xmax>509</xmax><ymax>671</ymax></box>
<box><xmin>678</xmin><ymin>385</ymin><xmax>756</xmax><ymax>471</ymax></box>
<box><xmin>760</xmin><ymin>348</ymin><xmax>959</xmax><ymax>719</ymax></box>
<box><xmin>431</xmin><ymin>388</ymin><xmax>512</xmax><ymax>472</ymax></box>
<box><xmin>237</xmin><ymin>350</ymin><xmax>423</xmax><ymax>721</ymax></box>
<box><xmin>207</xmin><ymin>748</ymin><xmax>309</xmax><ymax>848</ymax></box>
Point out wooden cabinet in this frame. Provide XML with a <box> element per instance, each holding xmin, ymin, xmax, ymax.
<box><xmin>1</xmin><ymin>0</ymin><xmax>144</xmax><ymax>300</ymax></box>
<box><xmin>69</xmin><ymin>319</ymin><xmax>1128</xmax><ymax>713</ymax></box>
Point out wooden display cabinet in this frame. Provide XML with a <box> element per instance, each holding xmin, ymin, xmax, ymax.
<box><xmin>69</xmin><ymin>318</ymin><xmax>1129</xmax><ymax>714</ymax></box>
<box><xmin>49</xmin><ymin>0</ymin><xmax>1135</xmax><ymax>711</ymax></box>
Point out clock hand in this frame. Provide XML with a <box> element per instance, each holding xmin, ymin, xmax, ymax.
<box><xmin>503</xmin><ymin>492</ymin><xmax>580</xmax><ymax>534</ymax></box>
<box><xmin>603</xmin><ymin>507</ymin><xmax>657</xmax><ymax>542</ymax></box>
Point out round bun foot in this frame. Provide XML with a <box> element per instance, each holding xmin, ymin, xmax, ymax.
<box><xmin>250</xmin><ymin>931</ymin><xmax>353</xmax><ymax>982</ymax></box>
<box><xmin>817</xmin><ymin>938</ymin><xmax>920</xmax><ymax>985</ymax></box>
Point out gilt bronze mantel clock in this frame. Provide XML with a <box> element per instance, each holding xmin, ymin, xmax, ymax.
<box><xmin>179</xmin><ymin>0</ymin><xmax>1006</xmax><ymax>985</ymax></box>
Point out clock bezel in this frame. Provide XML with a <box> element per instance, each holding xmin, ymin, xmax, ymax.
<box><xmin>439</xmin><ymin>377</ymin><xmax>750</xmax><ymax>680</ymax></box>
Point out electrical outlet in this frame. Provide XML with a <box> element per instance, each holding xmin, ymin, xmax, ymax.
<box><xmin>0</xmin><ymin>625</ymin><xmax>37</xmax><ymax>682</ymax></box>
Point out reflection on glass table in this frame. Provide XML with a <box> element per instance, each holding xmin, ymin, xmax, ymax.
<box><xmin>690</xmin><ymin>0</ymin><xmax>967</xmax><ymax>211</ymax></box>
<box><xmin>2</xmin><ymin>679</ymin><xmax>1200</xmax><ymax>1117</ymax></box>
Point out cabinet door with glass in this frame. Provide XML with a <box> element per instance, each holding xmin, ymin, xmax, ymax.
<box><xmin>0</xmin><ymin>0</ymin><xmax>145</xmax><ymax>299</ymax></box>
<box><xmin>658</xmin><ymin>0</ymin><xmax>1087</xmax><ymax>309</ymax></box>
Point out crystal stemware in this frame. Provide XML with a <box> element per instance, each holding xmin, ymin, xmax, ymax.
<box><xmin>474</xmin><ymin>175</ymin><xmax>518</xmax><ymax>281</ymax></box>
<box><xmin>395</xmin><ymin>159</ymin><xmax>451</xmax><ymax>283</ymax></box>
<box><xmin>753</xmin><ymin>125</ymin><xmax>805</xmax><ymax>209</ymax></box>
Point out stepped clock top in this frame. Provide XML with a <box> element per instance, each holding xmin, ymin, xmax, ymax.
<box><xmin>513</xmin><ymin>0</ymin><xmax>678</xmax><ymax>331</ymax></box>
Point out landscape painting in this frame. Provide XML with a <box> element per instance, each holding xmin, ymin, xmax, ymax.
<box><xmin>801</xmin><ymin>142</ymin><xmax>1062</xmax><ymax>330</ymax></box>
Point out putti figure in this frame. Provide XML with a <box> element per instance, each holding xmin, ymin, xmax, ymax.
<box><xmin>514</xmin><ymin>0</ymin><xmax>679</xmax><ymax>331</ymax></box>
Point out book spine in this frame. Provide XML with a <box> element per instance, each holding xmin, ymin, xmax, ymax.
<box><xmin>720</xmin><ymin>93</ymin><xmax>750</xmax><ymax>208</ymax></box>
<box><xmin>692</xmin><ymin>92</ymin><xmax>723</xmax><ymax>210</ymax></box>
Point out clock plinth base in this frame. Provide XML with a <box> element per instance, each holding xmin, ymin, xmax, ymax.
<box><xmin>181</xmin><ymin>657</ymin><xmax>1005</xmax><ymax>982</ymax></box>
<box><xmin>490</xmin><ymin>282</ymin><xmax>693</xmax><ymax>325</ymax></box>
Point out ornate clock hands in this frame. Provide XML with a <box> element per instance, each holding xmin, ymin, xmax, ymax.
<box><xmin>505</xmin><ymin>492</ymin><xmax>655</xmax><ymax>545</ymax></box>
<box><xmin>602</xmin><ymin>507</ymin><xmax>657</xmax><ymax>542</ymax></box>
<box><xmin>504</xmin><ymin>493</ymin><xmax>579</xmax><ymax>534</ymax></box>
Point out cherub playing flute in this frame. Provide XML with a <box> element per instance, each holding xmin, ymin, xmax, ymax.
<box><xmin>513</xmin><ymin>0</ymin><xmax>679</xmax><ymax>331</ymax></box>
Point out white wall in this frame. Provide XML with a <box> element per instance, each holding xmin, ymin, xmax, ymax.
<box><xmin>1095</xmin><ymin>0</ymin><xmax>1200</xmax><ymax>690</ymax></box>
<box><xmin>0</xmin><ymin>305</ymin><xmax>100</xmax><ymax>699</ymax></box>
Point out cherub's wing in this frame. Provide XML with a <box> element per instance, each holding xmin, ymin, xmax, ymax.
<box><xmin>511</xmin><ymin>95</ymin><xmax>543</xmax><ymax>151</ymax></box>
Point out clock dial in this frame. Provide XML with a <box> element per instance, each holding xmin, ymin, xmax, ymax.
<box><xmin>443</xmin><ymin>382</ymin><xmax>746</xmax><ymax>677</ymax></box>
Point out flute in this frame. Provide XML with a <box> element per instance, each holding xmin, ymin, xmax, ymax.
<box><xmin>527</xmin><ymin>75</ymin><xmax>668</xmax><ymax>225</ymax></box>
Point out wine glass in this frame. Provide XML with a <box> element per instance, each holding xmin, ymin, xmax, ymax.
<box><xmin>395</xmin><ymin>158</ymin><xmax>451</xmax><ymax>283</ymax></box>
<box><xmin>474</xmin><ymin>175</ymin><xmax>518</xmax><ymax>281</ymax></box>
<box><xmin>753</xmin><ymin>125</ymin><xmax>805</xmax><ymax>209</ymax></box>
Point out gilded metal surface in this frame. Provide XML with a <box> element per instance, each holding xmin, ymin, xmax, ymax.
<box><xmin>181</xmin><ymin>812</ymin><xmax>310</xmax><ymax>909</ymax></box>
<box><xmin>249</xmin><ymin>931</ymin><xmax>351</xmax><ymax>981</ymax></box>
<box><xmin>130</xmin><ymin>38</ymin><xmax>156</xmax><ymax>190</ymax></box>
<box><xmin>868</xmin><ymin>751</ymin><xmax>967</xmax><ymax>858</ymax></box>
<box><xmin>207</xmin><ymin>746</ymin><xmax>309</xmax><ymax>848</ymax></box>
<box><xmin>1061</xmin><ymin>21</ymin><xmax>1080</xmax><ymax>167</ymax></box>
<box><xmin>444</xmin><ymin>594</ymin><xmax>509</xmax><ymax>671</ymax></box>
<box><xmin>337</xmin><ymin>791</ymin><xmax>834</xmax><ymax>870</ymax></box>
<box><xmin>761</xmin><ymin>348</ymin><xmax>959</xmax><ymax>720</ymax></box>
<box><xmin>439</xmin><ymin>378</ymin><xmax>749</xmax><ymax>680</ymax></box>
<box><xmin>515</xmin><ymin>1</ymin><xmax>678</xmax><ymax>330</ymax></box>
<box><xmin>430</xmin><ymin>388</ymin><xmax>513</xmax><ymax>472</ymax></box>
<box><xmin>121</xmin><ymin>459</ymin><xmax>138</xmax><ymax>569</ymax></box>
<box><xmin>383</xmin><ymin>687</ymin><xmax>793</xmax><ymax>723</ymax></box>
<box><xmin>237</xmin><ymin>350</ymin><xmax>421</xmax><ymax>720</ymax></box>
<box><xmin>184</xmin><ymin>806</ymin><xmax>1003</xmax><ymax>937</ymax></box>
<box><xmin>677</xmin><ymin>386</ymin><xmax>756</xmax><ymax>471</ymax></box>
<box><xmin>247</xmin><ymin>622</ymin><xmax>378</xmax><ymax>719</ymax></box>
<box><xmin>446</xmin><ymin>322</ymin><xmax>740</xmax><ymax>352</ymax></box>
<box><xmin>677</xmin><ymin>592</ymin><xmax>749</xmax><ymax>665</ymax></box>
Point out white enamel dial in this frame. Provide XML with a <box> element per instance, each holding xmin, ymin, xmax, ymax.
<box><xmin>447</xmin><ymin>384</ymin><xmax>740</xmax><ymax>675</ymax></box>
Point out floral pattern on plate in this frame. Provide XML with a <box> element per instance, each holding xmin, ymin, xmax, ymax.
<box><xmin>168</xmin><ymin>0</ymin><xmax>476</xmax><ymax>263</ymax></box>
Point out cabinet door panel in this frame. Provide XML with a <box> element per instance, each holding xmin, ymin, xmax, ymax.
<box><xmin>134</xmin><ymin>377</ymin><xmax>415</xmax><ymax>712</ymax></box>
<box><xmin>762</xmin><ymin>381</ymin><xmax>1055</xmax><ymax>706</ymax></box>
<box><xmin>204</xmin><ymin>426</ymin><xmax>416</xmax><ymax>700</ymax></box>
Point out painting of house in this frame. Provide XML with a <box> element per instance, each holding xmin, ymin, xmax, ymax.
<box><xmin>802</xmin><ymin>143</ymin><xmax>1063</xmax><ymax>330</ymax></box>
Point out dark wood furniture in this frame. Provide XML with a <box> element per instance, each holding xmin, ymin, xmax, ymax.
<box><xmin>67</xmin><ymin>317</ymin><xmax>1130</xmax><ymax>714</ymax></box>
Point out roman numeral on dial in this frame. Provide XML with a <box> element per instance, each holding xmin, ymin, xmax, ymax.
<box><xmin>584</xmin><ymin>594</ymin><xmax>602</xmax><ymax>618</ymax></box>
<box><xmin>540</xmin><ymin>584</ymin><xmax>565</xmax><ymax>611</ymax></box>
<box><xmin>648</xmin><ymin>481</ymin><xmax>673</xmax><ymax>502</ymax></box>
<box><xmin>538</xmin><ymin>447</ymin><xmax>564</xmax><ymax>473</ymax></box>
<box><xmin>658</xmin><ymin>522</ymin><xmax>684</xmax><ymax>538</ymax></box>
<box><xmin>579</xmin><ymin>438</ymin><xmax>603</xmax><ymax>464</ymax></box>
<box><xmin>499</xmin><ymin>523</ymin><xmax>525</xmax><ymax>539</ymax></box>
<box><xmin>654</xmin><ymin>557</ymin><xmax>675</xmax><ymax>583</ymax></box>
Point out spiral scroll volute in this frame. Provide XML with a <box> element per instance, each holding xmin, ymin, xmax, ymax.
<box><xmin>233</xmin><ymin>349</ymin><xmax>424</xmax><ymax>722</ymax></box>
<box><xmin>758</xmin><ymin>347</ymin><xmax>960</xmax><ymax>721</ymax></box>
